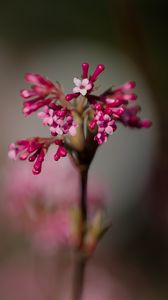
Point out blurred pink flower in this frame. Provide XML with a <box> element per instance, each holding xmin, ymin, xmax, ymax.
<box><xmin>2</xmin><ymin>149</ymin><xmax>107</xmax><ymax>254</ymax></box>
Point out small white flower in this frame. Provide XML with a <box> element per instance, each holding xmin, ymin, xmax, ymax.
<box><xmin>73</xmin><ymin>77</ymin><xmax>92</xmax><ymax>96</ymax></box>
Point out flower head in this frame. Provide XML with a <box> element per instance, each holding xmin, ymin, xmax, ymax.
<box><xmin>9</xmin><ymin>62</ymin><xmax>152</xmax><ymax>174</ymax></box>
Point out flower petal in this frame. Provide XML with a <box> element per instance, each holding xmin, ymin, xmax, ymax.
<box><xmin>82</xmin><ymin>78</ymin><xmax>89</xmax><ymax>86</ymax></box>
<box><xmin>73</xmin><ymin>87</ymin><xmax>80</xmax><ymax>93</ymax></box>
<box><xmin>80</xmin><ymin>89</ymin><xmax>87</xmax><ymax>96</ymax></box>
<box><xmin>73</xmin><ymin>77</ymin><xmax>81</xmax><ymax>87</ymax></box>
<box><xmin>86</xmin><ymin>83</ymin><xmax>92</xmax><ymax>91</ymax></box>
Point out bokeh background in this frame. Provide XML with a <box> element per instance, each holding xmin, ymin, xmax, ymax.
<box><xmin>0</xmin><ymin>0</ymin><xmax>168</xmax><ymax>299</ymax></box>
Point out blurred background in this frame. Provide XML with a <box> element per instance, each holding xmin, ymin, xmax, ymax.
<box><xmin>0</xmin><ymin>0</ymin><xmax>168</xmax><ymax>299</ymax></box>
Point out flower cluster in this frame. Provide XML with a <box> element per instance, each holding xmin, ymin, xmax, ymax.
<box><xmin>38</xmin><ymin>104</ymin><xmax>77</xmax><ymax>137</ymax></box>
<box><xmin>119</xmin><ymin>105</ymin><xmax>152</xmax><ymax>128</ymax></box>
<box><xmin>89</xmin><ymin>103</ymin><xmax>121</xmax><ymax>144</ymax></box>
<box><xmin>87</xmin><ymin>80</ymin><xmax>152</xmax><ymax>144</ymax></box>
<box><xmin>8</xmin><ymin>137</ymin><xmax>67</xmax><ymax>174</ymax></box>
<box><xmin>9</xmin><ymin>63</ymin><xmax>152</xmax><ymax>174</ymax></box>
<box><xmin>20</xmin><ymin>73</ymin><xmax>64</xmax><ymax>116</ymax></box>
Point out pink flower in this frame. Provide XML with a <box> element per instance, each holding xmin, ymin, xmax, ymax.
<box><xmin>65</xmin><ymin>63</ymin><xmax>105</xmax><ymax>100</ymax></box>
<box><xmin>73</xmin><ymin>78</ymin><xmax>92</xmax><ymax>96</ymax></box>
<box><xmin>9</xmin><ymin>62</ymin><xmax>152</xmax><ymax>174</ymax></box>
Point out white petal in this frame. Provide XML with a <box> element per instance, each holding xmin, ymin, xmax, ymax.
<box><xmin>73</xmin><ymin>87</ymin><xmax>80</xmax><ymax>93</ymax></box>
<box><xmin>47</xmin><ymin>117</ymin><xmax>53</xmax><ymax>126</ymax></box>
<box><xmin>73</xmin><ymin>77</ymin><xmax>81</xmax><ymax>87</ymax></box>
<box><xmin>82</xmin><ymin>78</ymin><xmax>89</xmax><ymax>86</ymax></box>
<box><xmin>55</xmin><ymin>127</ymin><xmax>63</xmax><ymax>135</ymax></box>
<box><xmin>53</xmin><ymin>115</ymin><xmax>58</xmax><ymax>122</ymax></box>
<box><xmin>86</xmin><ymin>83</ymin><xmax>92</xmax><ymax>90</ymax></box>
<box><xmin>50</xmin><ymin>127</ymin><xmax>56</xmax><ymax>133</ymax></box>
<box><xmin>103</xmin><ymin>114</ymin><xmax>110</xmax><ymax>121</ymax></box>
<box><xmin>49</xmin><ymin>109</ymin><xmax>54</xmax><ymax>116</ymax></box>
<box><xmin>105</xmin><ymin>126</ymin><xmax>113</xmax><ymax>135</ymax></box>
<box><xmin>80</xmin><ymin>88</ymin><xmax>87</xmax><ymax>96</ymax></box>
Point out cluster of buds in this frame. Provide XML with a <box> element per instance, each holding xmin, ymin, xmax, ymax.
<box><xmin>8</xmin><ymin>137</ymin><xmax>66</xmax><ymax>174</ymax></box>
<box><xmin>9</xmin><ymin>63</ymin><xmax>152</xmax><ymax>174</ymax></box>
<box><xmin>38</xmin><ymin>104</ymin><xmax>77</xmax><ymax>136</ymax></box>
<box><xmin>119</xmin><ymin>105</ymin><xmax>152</xmax><ymax>128</ymax></box>
<box><xmin>89</xmin><ymin>103</ymin><xmax>118</xmax><ymax>144</ymax></box>
<box><xmin>20</xmin><ymin>73</ymin><xmax>64</xmax><ymax>116</ymax></box>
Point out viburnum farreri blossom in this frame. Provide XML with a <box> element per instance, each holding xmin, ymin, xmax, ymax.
<box><xmin>8</xmin><ymin>62</ymin><xmax>152</xmax><ymax>300</ymax></box>
<box><xmin>9</xmin><ymin>62</ymin><xmax>152</xmax><ymax>174</ymax></box>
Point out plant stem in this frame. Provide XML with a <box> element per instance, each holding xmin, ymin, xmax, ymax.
<box><xmin>72</xmin><ymin>167</ymin><xmax>88</xmax><ymax>300</ymax></box>
<box><xmin>73</xmin><ymin>253</ymin><xmax>86</xmax><ymax>300</ymax></box>
<box><xmin>80</xmin><ymin>168</ymin><xmax>88</xmax><ymax>226</ymax></box>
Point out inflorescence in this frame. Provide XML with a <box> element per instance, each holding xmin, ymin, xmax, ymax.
<box><xmin>9</xmin><ymin>63</ymin><xmax>152</xmax><ymax>174</ymax></box>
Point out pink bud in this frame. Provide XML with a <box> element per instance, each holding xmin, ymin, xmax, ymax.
<box><xmin>95</xmin><ymin>103</ymin><xmax>102</xmax><ymax>110</ymax></box>
<box><xmin>113</xmin><ymin>81</ymin><xmax>136</xmax><ymax>93</ymax></box>
<box><xmin>33</xmin><ymin>160</ymin><xmax>42</xmax><ymax>174</ymax></box>
<box><xmin>28</xmin><ymin>151</ymin><xmax>39</xmax><ymax>162</ymax></box>
<box><xmin>89</xmin><ymin>120</ymin><xmax>97</xmax><ymax>130</ymax></box>
<box><xmin>55</xmin><ymin>140</ymin><xmax>62</xmax><ymax>146</ymax></box>
<box><xmin>54</xmin><ymin>152</ymin><xmax>60</xmax><ymax>161</ymax></box>
<box><xmin>19</xmin><ymin>151</ymin><xmax>29</xmax><ymax>160</ymax></box>
<box><xmin>25</xmin><ymin>73</ymin><xmax>54</xmax><ymax>89</ymax></box>
<box><xmin>20</xmin><ymin>89</ymin><xmax>36</xmax><ymax>99</ymax></box>
<box><xmin>59</xmin><ymin>146</ymin><xmax>67</xmax><ymax>157</ymax></box>
<box><xmin>90</xmin><ymin>64</ymin><xmax>105</xmax><ymax>82</ymax></box>
<box><xmin>65</xmin><ymin>93</ymin><xmax>79</xmax><ymax>101</ymax></box>
<box><xmin>117</xmin><ymin>93</ymin><xmax>137</xmax><ymax>101</ymax></box>
<box><xmin>82</xmin><ymin>63</ymin><xmax>89</xmax><ymax>78</ymax></box>
<box><xmin>139</xmin><ymin>119</ymin><xmax>152</xmax><ymax>128</ymax></box>
<box><xmin>37</xmin><ymin>148</ymin><xmax>46</xmax><ymax>162</ymax></box>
